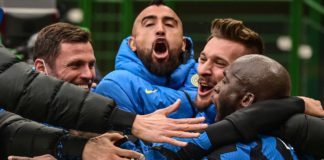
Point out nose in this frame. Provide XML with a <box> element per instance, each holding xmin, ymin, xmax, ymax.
<box><xmin>155</xmin><ymin>22</ymin><xmax>165</xmax><ymax>36</ymax></box>
<box><xmin>81</xmin><ymin>65</ymin><xmax>95</xmax><ymax>81</ymax></box>
<box><xmin>198</xmin><ymin>61</ymin><xmax>212</xmax><ymax>76</ymax></box>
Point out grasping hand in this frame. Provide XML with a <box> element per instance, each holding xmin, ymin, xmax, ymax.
<box><xmin>298</xmin><ymin>96</ymin><xmax>324</xmax><ymax>117</ymax></box>
<box><xmin>82</xmin><ymin>132</ymin><xmax>144</xmax><ymax>160</ymax></box>
<box><xmin>132</xmin><ymin>99</ymin><xmax>208</xmax><ymax>147</ymax></box>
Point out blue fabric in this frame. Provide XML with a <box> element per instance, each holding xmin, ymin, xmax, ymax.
<box><xmin>95</xmin><ymin>36</ymin><xmax>199</xmax><ymax>118</ymax></box>
<box><xmin>95</xmin><ymin>36</ymin><xmax>200</xmax><ymax>160</ymax></box>
<box><xmin>153</xmin><ymin>131</ymin><xmax>212</xmax><ymax>154</ymax></box>
<box><xmin>203</xmin><ymin>135</ymin><xmax>298</xmax><ymax>160</ymax></box>
<box><xmin>155</xmin><ymin>134</ymin><xmax>298</xmax><ymax>160</ymax></box>
<box><xmin>0</xmin><ymin>8</ymin><xmax>3</xmax><ymax>24</ymax></box>
<box><xmin>196</xmin><ymin>104</ymin><xmax>216</xmax><ymax>125</ymax></box>
<box><xmin>118</xmin><ymin>140</ymin><xmax>168</xmax><ymax>160</ymax></box>
<box><xmin>207</xmin><ymin>135</ymin><xmax>298</xmax><ymax>160</ymax></box>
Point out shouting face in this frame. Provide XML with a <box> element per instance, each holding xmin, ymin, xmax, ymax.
<box><xmin>129</xmin><ymin>5</ymin><xmax>186</xmax><ymax>76</ymax></box>
<box><xmin>195</xmin><ymin>37</ymin><xmax>247</xmax><ymax>109</ymax></box>
<box><xmin>212</xmin><ymin>68</ymin><xmax>246</xmax><ymax>121</ymax></box>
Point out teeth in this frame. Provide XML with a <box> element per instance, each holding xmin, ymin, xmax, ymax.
<box><xmin>200</xmin><ymin>83</ymin><xmax>208</xmax><ymax>87</ymax></box>
<box><xmin>77</xmin><ymin>85</ymin><xmax>89</xmax><ymax>89</ymax></box>
<box><xmin>199</xmin><ymin>81</ymin><xmax>208</xmax><ymax>87</ymax></box>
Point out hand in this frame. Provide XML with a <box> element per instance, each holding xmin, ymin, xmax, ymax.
<box><xmin>298</xmin><ymin>96</ymin><xmax>324</xmax><ymax>117</ymax></box>
<box><xmin>132</xmin><ymin>99</ymin><xmax>208</xmax><ymax>147</ymax></box>
<box><xmin>8</xmin><ymin>154</ymin><xmax>56</xmax><ymax>160</ymax></box>
<box><xmin>82</xmin><ymin>132</ymin><xmax>144</xmax><ymax>160</ymax></box>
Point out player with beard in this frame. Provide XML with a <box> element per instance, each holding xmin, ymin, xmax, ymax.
<box><xmin>95</xmin><ymin>0</ymin><xmax>324</xmax><ymax>157</ymax></box>
<box><xmin>95</xmin><ymin>0</ymin><xmax>209</xmax><ymax>159</ymax></box>
<box><xmin>194</xmin><ymin>18</ymin><xmax>264</xmax><ymax>111</ymax></box>
<box><xmin>153</xmin><ymin>18</ymin><xmax>324</xmax><ymax>160</ymax></box>
<box><xmin>158</xmin><ymin>54</ymin><xmax>301</xmax><ymax>159</ymax></box>
<box><xmin>193</xmin><ymin>19</ymin><xmax>324</xmax><ymax>159</ymax></box>
<box><xmin>95</xmin><ymin>1</ymin><xmax>203</xmax><ymax>120</ymax></box>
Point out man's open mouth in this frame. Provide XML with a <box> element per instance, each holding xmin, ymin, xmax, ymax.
<box><xmin>153</xmin><ymin>39</ymin><xmax>168</xmax><ymax>60</ymax></box>
<box><xmin>198</xmin><ymin>79</ymin><xmax>214</xmax><ymax>96</ymax></box>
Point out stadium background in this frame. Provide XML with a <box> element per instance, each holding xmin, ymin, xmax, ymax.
<box><xmin>1</xmin><ymin>0</ymin><xmax>324</xmax><ymax>102</ymax></box>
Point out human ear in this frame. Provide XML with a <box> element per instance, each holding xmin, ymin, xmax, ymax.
<box><xmin>241</xmin><ymin>92</ymin><xmax>255</xmax><ymax>107</ymax></box>
<box><xmin>128</xmin><ymin>37</ymin><xmax>137</xmax><ymax>52</ymax></box>
<box><xmin>181</xmin><ymin>37</ymin><xmax>187</xmax><ymax>52</ymax></box>
<box><xmin>34</xmin><ymin>58</ymin><xmax>46</xmax><ymax>74</ymax></box>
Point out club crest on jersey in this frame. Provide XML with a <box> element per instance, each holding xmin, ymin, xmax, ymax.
<box><xmin>191</xmin><ymin>74</ymin><xmax>199</xmax><ymax>87</ymax></box>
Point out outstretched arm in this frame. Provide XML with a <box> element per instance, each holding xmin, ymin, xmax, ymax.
<box><xmin>298</xmin><ymin>96</ymin><xmax>324</xmax><ymax>117</ymax></box>
<box><xmin>222</xmin><ymin>96</ymin><xmax>304</xmax><ymax>141</ymax></box>
<box><xmin>0</xmin><ymin>48</ymin><xmax>208</xmax><ymax>145</ymax></box>
<box><xmin>275</xmin><ymin>114</ymin><xmax>324</xmax><ymax>158</ymax></box>
<box><xmin>0</xmin><ymin>109</ymin><xmax>86</xmax><ymax>159</ymax></box>
<box><xmin>159</xmin><ymin>97</ymin><xmax>305</xmax><ymax>160</ymax></box>
<box><xmin>270</xmin><ymin>96</ymin><xmax>324</xmax><ymax>158</ymax></box>
<box><xmin>0</xmin><ymin>110</ymin><xmax>143</xmax><ymax>160</ymax></box>
<box><xmin>133</xmin><ymin>99</ymin><xmax>207</xmax><ymax>146</ymax></box>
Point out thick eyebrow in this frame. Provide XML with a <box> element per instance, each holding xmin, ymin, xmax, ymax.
<box><xmin>141</xmin><ymin>15</ymin><xmax>157</xmax><ymax>24</ymax></box>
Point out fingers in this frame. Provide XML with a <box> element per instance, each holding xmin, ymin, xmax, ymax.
<box><xmin>171</xmin><ymin>117</ymin><xmax>206</xmax><ymax>124</ymax></box>
<box><xmin>159</xmin><ymin>99</ymin><xmax>181</xmax><ymax>115</ymax></box>
<box><xmin>314</xmin><ymin>107</ymin><xmax>324</xmax><ymax>117</ymax></box>
<box><xmin>150</xmin><ymin>130</ymin><xmax>201</xmax><ymax>146</ymax></box>
<box><xmin>8</xmin><ymin>156</ymin><xmax>30</xmax><ymax>160</ymax></box>
<box><xmin>166</xmin><ymin>117</ymin><xmax>207</xmax><ymax>131</ymax></box>
<box><xmin>100</xmin><ymin>132</ymin><xmax>124</xmax><ymax>143</ymax></box>
<box><xmin>300</xmin><ymin>96</ymin><xmax>324</xmax><ymax>117</ymax></box>
<box><xmin>168</xmin><ymin>122</ymin><xmax>208</xmax><ymax>132</ymax></box>
<box><xmin>116</xmin><ymin>148</ymin><xmax>144</xmax><ymax>159</ymax></box>
<box><xmin>157</xmin><ymin>136</ymin><xmax>188</xmax><ymax>147</ymax></box>
<box><xmin>7</xmin><ymin>155</ymin><xmax>56</xmax><ymax>160</ymax></box>
<box><xmin>164</xmin><ymin>130</ymin><xmax>200</xmax><ymax>138</ymax></box>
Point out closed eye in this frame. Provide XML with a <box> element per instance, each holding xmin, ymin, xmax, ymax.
<box><xmin>142</xmin><ymin>16</ymin><xmax>156</xmax><ymax>27</ymax></box>
<box><xmin>199</xmin><ymin>53</ymin><xmax>207</xmax><ymax>64</ymax></box>
<box><xmin>164</xmin><ymin>17</ymin><xmax>177</xmax><ymax>28</ymax></box>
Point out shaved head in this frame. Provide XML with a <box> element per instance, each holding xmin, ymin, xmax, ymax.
<box><xmin>131</xmin><ymin>4</ymin><xmax>183</xmax><ymax>36</ymax></box>
<box><xmin>213</xmin><ymin>54</ymin><xmax>291</xmax><ymax>121</ymax></box>
<box><xmin>128</xmin><ymin>3</ymin><xmax>186</xmax><ymax>76</ymax></box>
<box><xmin>230</xmin><ymin>54</ymin><xmax>291</xmax><ymax>101</ymax></box>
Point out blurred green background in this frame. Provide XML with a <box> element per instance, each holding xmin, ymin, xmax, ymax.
<box><xmin>1</xmin><ymin>0</ymin><xmax>324</xmax><ymax>102</ymax></box>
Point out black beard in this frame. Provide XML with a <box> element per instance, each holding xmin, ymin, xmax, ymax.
<box><xmin>136</xmin><ymin>47</ymin><xmax>182</xmax><ymax>76</ymax></box>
